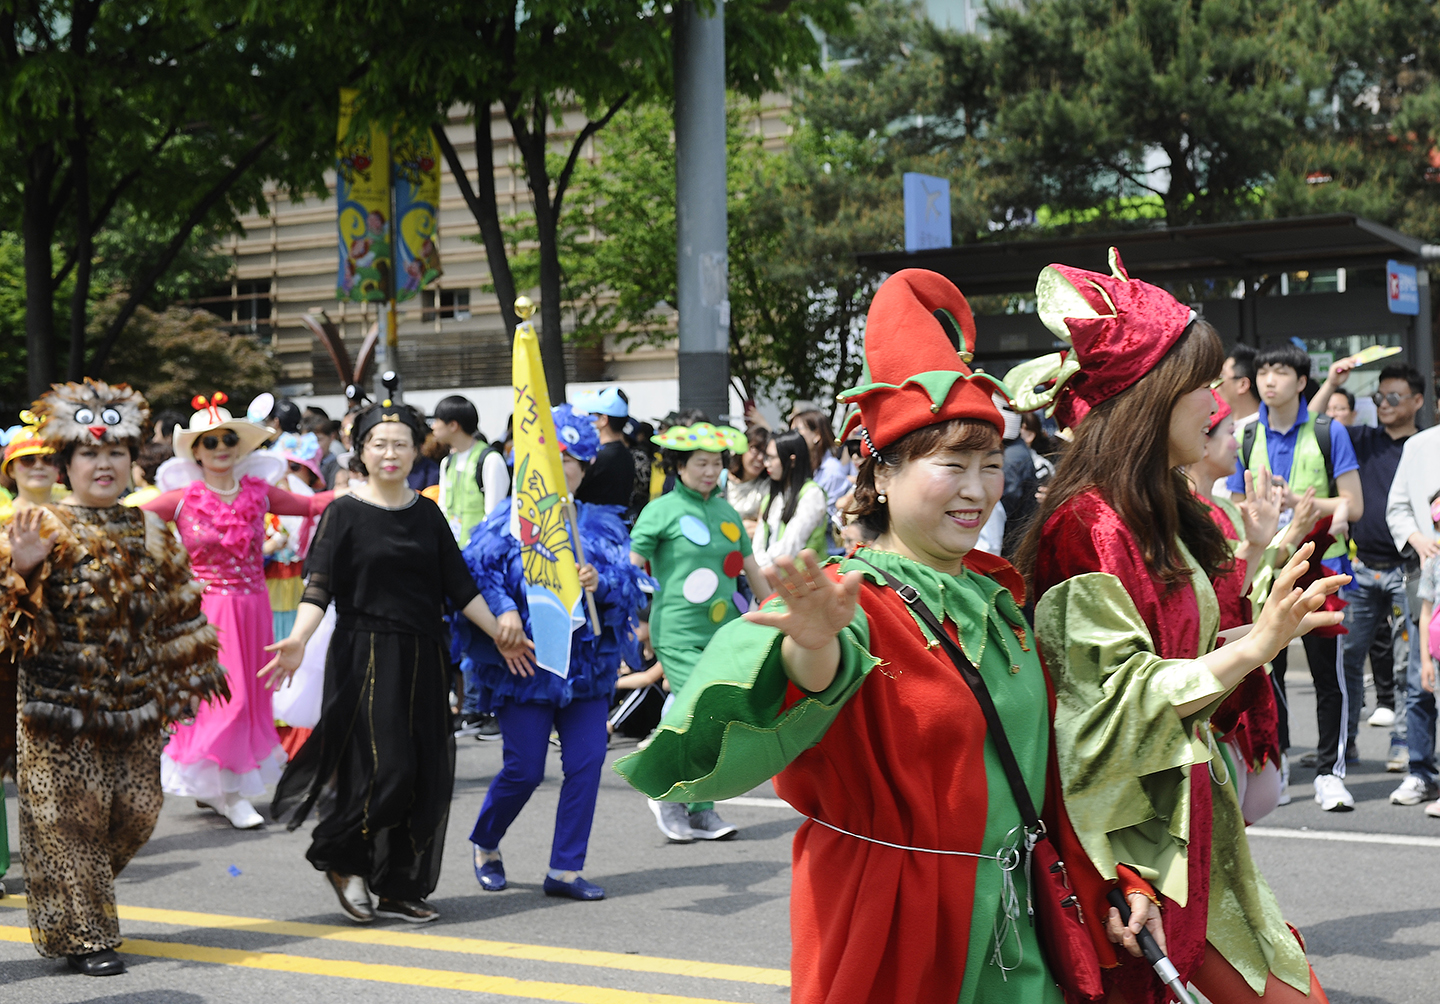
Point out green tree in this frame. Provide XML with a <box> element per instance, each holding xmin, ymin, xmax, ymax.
<box><xmin>976</xmin><ymin>0</ymin><xmax>1325</xmax><ymax>230</ymax></box>
<box><xmin>343</xmin><ymin>0</ymin><xmax>854</xmax><ymax>399</ymax></box>
<box><xmin>0</xmin><ymin>0</ymin><xmax>345</xmax><ymax>396</ymax></box>
<box><xmin>96</xmin><ymin>297</ymin><xmax>279</xmax><ymax>412</ymax></box>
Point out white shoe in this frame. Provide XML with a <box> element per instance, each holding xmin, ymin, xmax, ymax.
<box><xmin>1390</xmin><ymin>775</ymin><xmax>1439</xmax><ymax>805</ymax></box>
<box><xmin>220</xmin><ymin>792</ymin><xmax>264</xmax><ymax>829</ymax></box>
<box><xmin>1313</xmin><ymin>773</ymin><xmax>1355</xmax><ymax>812</ymax></box>
<box><xmin>1276</xmin><ymin>753</ymin><xmax>1292</xmax><ymax>806</ymax></box>
<box><xmin>648</xmin><ymin>799</ymin><xmax>695</xmax><ymax>843</ymax></box>
<box><xmin>1368</xmin><ymin>706</ymin><xmax>1397</xmax><ymax>728</ymax></box>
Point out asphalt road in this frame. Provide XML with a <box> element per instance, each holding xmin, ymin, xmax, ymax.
<box><xmin>2</xmin><ymin>638</ymin><xmax>1438</xmax><ymax>1003</ymax></box>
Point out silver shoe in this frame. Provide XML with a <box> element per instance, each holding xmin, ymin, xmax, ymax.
<box><xmin>649</xmin><ymin>799</ymin><xmax>694</xmax><ymax>842</ymax></box>
<box><xmin>688</xmin><ymin>809</ymin><xmax>738</xmax><ymax>840</ymax></box>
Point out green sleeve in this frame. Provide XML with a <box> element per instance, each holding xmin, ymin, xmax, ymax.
<box><xmin>629</xmin><ymin>498</ymin><xmax>663</xmax><ymax>560</ymax></box>
<box><xmin>614</xmin><ymin>598</ymin><xmax>878</xmax><ymax>802</ymax></box>
<box><xmin>1034</xmin><ymin>572</ymin><xmax>1227</xmax><ymax>907</ymax></box>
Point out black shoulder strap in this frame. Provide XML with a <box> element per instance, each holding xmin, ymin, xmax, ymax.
<box><xmin>852</xmin><ymin>556</ymin><xmax>1043</xmax><ymax>835</ymax></box>
<box><xmin>1240</xmin><ymin>419</ymin><xmax>1258</xmax><ymax>470</ymax></box>
<box><xmin>1312</xmin><ymin>414</ymin><xmax>1336</xmax><ymax>495</ymax></box>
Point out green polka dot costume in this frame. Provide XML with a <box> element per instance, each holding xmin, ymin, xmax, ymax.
<box><xmin>629</xmin><ymin>426</ymin><xmax>752</xmax><ymax>694</ymax></box>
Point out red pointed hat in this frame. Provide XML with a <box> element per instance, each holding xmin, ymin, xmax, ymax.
<box><xmin>1010</xmin><ymin>248</ymin><xmax>1195</xmax><ymax>428</ymax></box>
<box><xmin>837</xmin><ymin>269</ymin><xmax>1006</xmax><ymax>455</ymax></box>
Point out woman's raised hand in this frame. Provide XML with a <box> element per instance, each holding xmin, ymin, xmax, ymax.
<box><xmin>1239</xmin><ymin>469</ymin><xmax>1282</xmax><ymax>547</ymax></box>
<box><xmin>8</xmin><ymin>507</ymin><xmax>55</xmax><ymax>578</ymax></box>
<box><xmin>1245</xmin><ymin>541</ymin><xmax>1349</xmax><ymax>665</ymax></box>
<box><xmin>744</xmin><ymin>550</ymin><xmax>863</xmax><ymax>650</ymax></box>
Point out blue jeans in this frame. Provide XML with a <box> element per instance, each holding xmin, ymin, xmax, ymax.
<box><xmin>461</xmin><ymin>660</ymin><xmax>483</xmax><ymax>716</ymax></box>
<box><xmin>469</xmin><ymin>697</ymin><xmax>610</xmax><ymax>872</ymax></box>
<box><xmin>1343</xmin><ymin>560</ymin><xmax>1410</xmax><ymax>746</ymax></box>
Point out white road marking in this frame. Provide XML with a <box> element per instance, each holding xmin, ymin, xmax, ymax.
<box><xmin>1247</xmin><ymin>826</ymin><xmax>1440</xmax><ymax>848</ymax></box>
<box><xmin>722</xmin><ymin>796</ymin><xmax>797</xmax><ymax>810</ymax></box>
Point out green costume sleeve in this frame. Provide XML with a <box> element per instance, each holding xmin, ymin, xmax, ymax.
<box><xmin>614</xmin><ymin>599</ymin><xmax>877</xmax><ymax>802</ymax></box>
<box><xmin>1033</xmin><ymin>572</ymin><xmax>1227</xmax><ymax>906</ymax></box>
<box><xmin>629</xmin><ymin>502</ymin><xmax>661</xmax><ymax>560</ymax></box>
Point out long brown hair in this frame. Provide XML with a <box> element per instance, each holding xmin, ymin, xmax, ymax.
<box><xmin>1014</xmin><ymin>319</ymin><xmax>1231</xmax><ymax>588</ymax></box>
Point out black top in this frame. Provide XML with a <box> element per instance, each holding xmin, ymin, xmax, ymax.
<box><xmin>302</xmin><ymin>493</ymin><xmax>480</xmax><ymax>641</ymax></box>
<box><xmin>1000</xmin><ymin>437</ymin><xmax>1038</xmax><ymax>558</ymax></box>
<box><xmin>576</xmin><ymin>440</ymin><xmax>636</xmax><ymax>507</ymax></box>
<box><xmin>1347</xmin><ymin>424</ymin><xmax>1413</xmax><ymax>568</ymax></box>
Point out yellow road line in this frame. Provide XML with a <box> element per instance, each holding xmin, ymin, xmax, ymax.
<box><xmin>0</xmin><ymin>897</ymin><xmax>788</xmax><ymax>987</ymax></box>
<box><xmin>0</xmin><ymin>925</ymin><xmax>751</xmax><ymax>1004</ymax></box>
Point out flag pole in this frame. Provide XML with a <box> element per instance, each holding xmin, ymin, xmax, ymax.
<box><xmin>564</xmin><ymin>498</ymin><xmax>602</xmax><ymax>635</ymax></box>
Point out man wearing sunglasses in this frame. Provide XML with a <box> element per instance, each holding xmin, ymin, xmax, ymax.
<box><xmin>1314</xmin><ymin>360</ymin><xmax>1426</xmax><ymax>801</ymax></box>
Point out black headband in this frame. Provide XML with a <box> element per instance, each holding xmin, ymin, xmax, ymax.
<box><xmin>351</xmin><ymin>399</ymin><xmax>427</xmax><ymax>448</ymax></box>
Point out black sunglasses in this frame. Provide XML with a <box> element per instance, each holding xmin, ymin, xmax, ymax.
<box><xmin>1372</xmin><ymin>391</ymin><xmax>1411</xmax><ymax>407</ymax></box>
<box><xmin>201</xmin><ymin>431</ymin><xmax>240</xmax><ymax>450</ymax></box>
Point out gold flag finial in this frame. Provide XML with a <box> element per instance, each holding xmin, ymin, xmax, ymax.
<box><xmin>514</xmin><ymin>296</ymin><xmax>536</xmax><ymax>321</ymax></box>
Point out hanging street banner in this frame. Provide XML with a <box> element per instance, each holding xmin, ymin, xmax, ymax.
<box><xmin>392</xmin><ymin>126</ymin><xmax>443</xmax><ymax>302</ymax></box>
<box><xmin>510</xmin><ymin>307</ymin><xmax>585</xmax><ymax>678</ymax></box>
<box><xmin>336</xmin><ymin>89</ymin><xmax>391</xmax><ymax>302</ymax></box>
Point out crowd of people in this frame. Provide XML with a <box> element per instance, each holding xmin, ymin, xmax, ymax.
<box><xmin>0</xmin><ymin>249</ymin><xmax>1435</xmax><ymax>1002</ymax></box>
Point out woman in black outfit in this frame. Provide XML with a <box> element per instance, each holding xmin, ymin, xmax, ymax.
<box><xmin>264</xmin><ymin>400</ymin><xmax>529</xmax><ymax>924</ymax></box>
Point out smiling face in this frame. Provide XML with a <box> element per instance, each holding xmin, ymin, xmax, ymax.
<box><xmin>873</xmin><ymin>442</ymin><xmax>1004</xmax><ymax>570</ymax></box>
<box><xmin>10</xmin><ymin>453</ymin><xmax>58</xmax><ymax>503</ymax></box>
<box><xmin>1198</xmin><ymin>413</ymin><xmax>1238</xmax><ymax>481</ymax></box>
<box><xmin>1168</xmin><ymin>385</ymin><xmax>1218</xmax><ymax>468</ymax></box>
<box><xmin>361</xmin><ymin>424</ymin><xmax>417</xmax><ymax>485</ymax></box>
<box><xmin>677</xmin><ymin>451</ymin><xmax>724</xmax><ymax>497</ymax></box>
<box><xmin>191</xmin><ymin>429</ymin><xmax>241</xmax><ymax>474</ymax></box>
<box><xmin>66</xmin><ymin>443</ymin><xmax>132</xmax><ymax>507</ymax></box>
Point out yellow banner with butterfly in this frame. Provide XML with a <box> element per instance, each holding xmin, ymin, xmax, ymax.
<box><xmin>509</xmin><ymin>304</ymin><xmax>585</xmax><ymax>678</ymax></box>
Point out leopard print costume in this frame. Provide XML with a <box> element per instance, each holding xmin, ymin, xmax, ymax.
<box><xmin>2</xmin><ymin>503</ymin><xmax>223</xmax><ymax>959</ymax></box>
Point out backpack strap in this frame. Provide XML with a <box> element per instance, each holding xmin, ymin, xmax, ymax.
<box><xmin>1312</xmin><ymin>414</ymin><xmax>1337</xmax><ymax>496</ymax></box>
<box><xmin>1240</xmin><ymin>419</ymin><xmax>1258</xmax><ymax>471</ymax></box>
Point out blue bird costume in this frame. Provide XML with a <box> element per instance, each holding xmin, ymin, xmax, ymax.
<box><xmin>451</xmin><ymin>403</ymin><xmax>652</xmax><ymax>886</ymax></box>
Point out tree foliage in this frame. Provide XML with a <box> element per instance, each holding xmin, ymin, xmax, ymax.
<box><xmin>0</xmin><ymin>0</ymin><xmax>345</xmax><ymax>396</ymax></box>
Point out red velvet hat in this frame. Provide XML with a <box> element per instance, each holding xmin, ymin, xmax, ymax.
<box><xmin>1010</xmin><ymin>248</ymin><xmax>1196</xmax><ymax>428</ymax></box>
<box><xmin>837</xmin><ymin>269</ymin><xmax>1006</xmax><ymax>455</ymax></box>
<box><xmin>1207</xmin><ymin>388</ymin><xmax>1231</xmax><ymax>434</ymax></box>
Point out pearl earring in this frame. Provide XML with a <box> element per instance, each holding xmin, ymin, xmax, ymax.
<box><xmin>877</xmin><ymin>493</ymin><xmax>888</xmax><ymax>504</ymax></box>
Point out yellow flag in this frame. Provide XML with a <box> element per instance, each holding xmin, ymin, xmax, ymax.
<box><xmin>336</xmin><ymin>89</ymin><xmax>391</xmax><ymax>302</ymax></box>
<box><xmin>510</xmin><ymin>313</ymin><xmax>584</xmax><ymax>678</ymax></box>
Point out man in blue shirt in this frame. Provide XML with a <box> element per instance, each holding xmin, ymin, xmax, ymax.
<box><xmin>1227</xmin><ymin>343</ymin><xmax>1363</xmax><ymax>812</ymax></box>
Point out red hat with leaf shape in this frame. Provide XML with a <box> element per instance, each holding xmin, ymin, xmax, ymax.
<box><xmin>1011</xmin><ymin>248</ymin><xmax>1196</xmax><ymax>429</ymax></box>
<box><xmin>837</xmin><ymin>269</ymin><xmax>1007</xmax><ymax>455</ymax></box>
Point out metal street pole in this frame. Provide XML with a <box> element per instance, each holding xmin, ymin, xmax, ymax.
<box><xmin>674</xmin><ymin>0</ymin><xmax>730</xmax><ymax>421</ymax></box>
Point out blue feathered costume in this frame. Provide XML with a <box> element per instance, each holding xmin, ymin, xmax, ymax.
<box><xmin>452</xmin><ymin>403</ymin><xmax>652</xmax><ymax>900</ymax></box>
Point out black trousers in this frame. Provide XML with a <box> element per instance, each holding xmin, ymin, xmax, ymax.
<box><xmin>1271</xmin><ymin>633</ymin><xmax>1346</xmax><ymax>776</ymax></box>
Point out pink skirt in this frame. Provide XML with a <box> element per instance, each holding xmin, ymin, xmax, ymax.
<box><xmin>162</xmin><ymin>590</ymin><xmax>285</xmax><ymax>800</ymax></box>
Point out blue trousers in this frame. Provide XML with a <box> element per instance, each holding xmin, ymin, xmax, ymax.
<box><xmin>469</xmin><ymin>696</ymin><xmax>609</xmax><ymax>872</ymax></box>
<box><xmin>1403</xmin><ymin>566</ymin><xmax>1437</xmax><ymax>783</ymax></box>
<box><xmin>1342</xmin><ymin>560</ymin><xmax>1410</xmax><ymax>746</ymax></box>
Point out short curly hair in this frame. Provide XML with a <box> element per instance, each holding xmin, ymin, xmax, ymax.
<box><xmin>846</xmin><ymin>419</ymin><xmax>1000</xmax><ymax>537</ymax></box>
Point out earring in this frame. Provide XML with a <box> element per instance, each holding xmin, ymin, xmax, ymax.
<box><xmin>877</xmin><ymin>493</ymin><xmax>888</xmax><ymax>504</ymax></box>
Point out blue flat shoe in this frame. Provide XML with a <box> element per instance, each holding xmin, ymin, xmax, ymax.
<box><xmin>543</xmin><ymin>875</ymin><xmax>605</xmax><ymax>901</ymax></box>
<box><xmin>473</xmin><ymin>849</ymin><xmax>506</xmax><ymax>892</ymax></box>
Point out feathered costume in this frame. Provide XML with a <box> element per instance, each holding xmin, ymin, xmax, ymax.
<box><xmin>451</xmin><ymin>502</ymin><xmax>650</xmax><ymax>711</ymax></box>
<box><xmin>2</xmin><ymin>379</ymin><xmax>225</xmax><ymax>961</ymax></box>
<box><xmin>454</xmin><ymin>404</ymin><xmax>653</xmax><ymax>882</ymax></box>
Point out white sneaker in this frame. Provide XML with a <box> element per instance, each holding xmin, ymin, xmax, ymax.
<box><xmin>648</xmin><ymin>799</ymin><xmax>695</xmax><ymax>843</ymax></box>
<box><xmin>1390</xmin><ymin>775</ymin><xmax>1440</xmax><ymax>805</ymax></box>
<box><xmin>1276</xmin><ymin>753</ymin><xmax>1292</xmax><ymax>806</ymax></box>
<box><xmin>1313</xmin><ymin>773</ymin><xmax>1355</xmax><ymax>812</ymax></box>
<box><xmin>1368</xmin><ymin>706</ymin><xmax>1397</xmax><ymax>728</ymax></box>
<box><xmin>220</xmin><ymin>792</ymin><xmax>264</xmax><ymax>829</ymax></box>
<box><xmin>688</xmin><ymin>809</ymin><xmax>739</xmax><ymax>841</ymax></box>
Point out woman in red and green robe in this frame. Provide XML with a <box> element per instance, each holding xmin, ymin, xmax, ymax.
<box><xmin>619</xmin><ymin>269</ymin><xmax>1153</xmax><ymax>1004</ymax></box>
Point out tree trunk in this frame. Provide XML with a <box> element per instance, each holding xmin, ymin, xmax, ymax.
<box><xmin>23</xmin><ymin>145</ymin><xmax>58</xmax><ymax>398</ymax></box>
<box><xmin>67</xmin><ymin>130</ymin><xmax>92</xmax><ymax>382</ymax></box>
<box><xmin>432</xmin><ymin>115</ymin><xmax>519</xmax><ymax>336</ymax></box>
<box><xmin>509</xmin><ymin>108</ymin><xmax>568</xmax><ymax>400</ymax></box>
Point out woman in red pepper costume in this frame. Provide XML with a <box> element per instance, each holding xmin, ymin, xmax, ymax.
<box><xmin>1013</xmin><ymin>249</ymin><xmax>1345</xmax><ymax>1003</ymax></box>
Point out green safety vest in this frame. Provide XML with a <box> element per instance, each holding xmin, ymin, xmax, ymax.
<box><xmin>440</xmin><ymin>445</ymin><xmax>488</xmax><ymax>544</ymax></box>
<box><xmin>1241</xmin><ymin>415</ymin><xmax>1345</xmax><ymax>559</ymax></box>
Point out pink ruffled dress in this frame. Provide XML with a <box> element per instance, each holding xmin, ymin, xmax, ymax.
<box><xmin>160</xmin><ymin>477</ymin><xmax>288</xmax><ymax>800</ymax></box>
